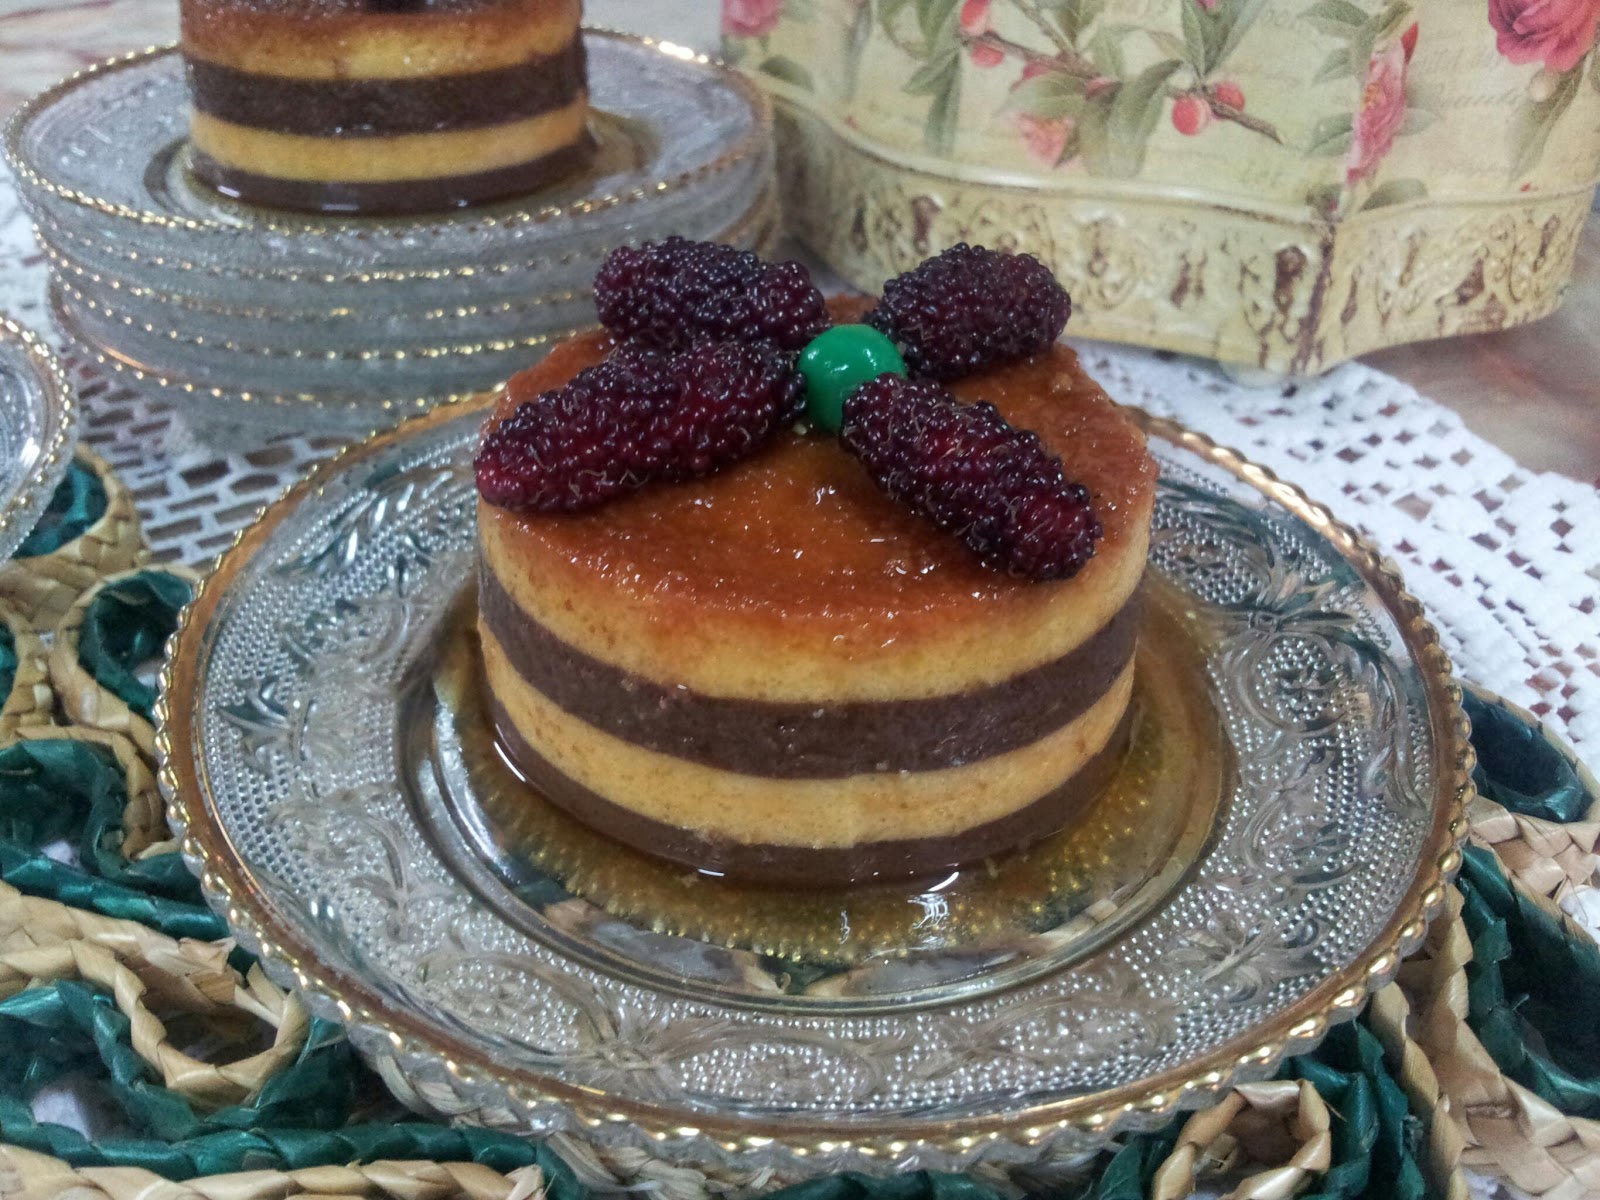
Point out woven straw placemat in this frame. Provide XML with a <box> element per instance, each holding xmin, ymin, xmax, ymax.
<box><xmin>48</xmin><ymin>565</ymin><xmax>201</xmax><ymax>763</ymax></box>
<box><xmin>0</xmin><ymin>447</ymin><xmax>145</xmax><ymax>633</ymax></box>
<box><xmin>0</xmin><ymin>599</ymin><xmax>50</xmax><ymax>740</ymax></box>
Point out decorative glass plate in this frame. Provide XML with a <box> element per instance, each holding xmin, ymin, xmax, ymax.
<box><xmin>7</xmin><ymin>35</ymin><xmax>775</xmax><ymax>435</ymax></box>
<box><xmin>158</xmin><ymin>398</ymin><xmax>1471</xmax><ymax>1178</ymax></box>
<box><xmin>0</xmin><ymin>317</ymin><xmax>78</xmax><ymax>562</ymax></box>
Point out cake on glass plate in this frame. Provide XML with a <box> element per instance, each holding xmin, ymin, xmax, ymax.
<box><xmin>181</xmin><ymin>0</ymin><xmax>591</xmax><ymax>214</ymax></box>
<box><xmin>474</xmin><ymin>241</ymin><xmax>1156</xmax><ymax>887</ymax></box>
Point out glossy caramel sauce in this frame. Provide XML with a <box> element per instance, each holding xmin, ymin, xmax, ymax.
<box><xmin>482</xmin><ymin>298</ymin><xmax>1158</xmax><ymax>624</ymax></box>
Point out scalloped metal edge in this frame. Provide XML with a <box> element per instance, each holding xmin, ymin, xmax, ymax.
<box><xmin>3</xmin><ymin>33</ymin><xmax>771</xmax><ymax>239</ymax></box>
<box><xmin>155</xmin><ymin>398</ymin><xmax>1475</xmax><ymax>1176</ymax></box>
<box><xmin>0</xmin><ymin>316</ymin><xmax>79</xmax><ymax>561</ymax></box>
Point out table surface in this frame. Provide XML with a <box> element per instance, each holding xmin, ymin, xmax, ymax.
<box><xmin>1</xmin><ymin>0</ymin><xmax>1594</xmax><ymax>484</ymax></box>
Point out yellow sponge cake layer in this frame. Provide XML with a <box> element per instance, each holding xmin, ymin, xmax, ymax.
<box><xmin>476</xmin><ymin>299</ymin><xmax>1158</xmax><ymax>885</ymax></box>
<box><xmin>183</xmin><ymin>0</ymin><xmax>582</xmax><ymax>79</ymax></box>
<box><xmin>181</xmin><ymin>0</ymin><xmax>591</xmax><ymax>213</ymax></box>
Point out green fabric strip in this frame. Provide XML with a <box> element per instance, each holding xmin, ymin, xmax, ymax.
<box><xmin>1087</xmin><ymin>1124</ymin><xmax>1181</xmax><ymax>1200</ymax></box>
<box><xmin>767</xmin><ymin>1173</ymin><xmax>1001</xmax><ymax>1200</ymax></box>
<box><xmin>1285</xmin><ymin>1020</ymin><xmax>1428</xmax><ymax>1200</ymax></box>
<box><xmin>76</xmin><ymin>570</ymin><xmax>194</xmax><ymax>718</ymax></box>
<box><xmin>0</xmin><ymin>625</ymin><xmax>14</xmax><ymax>707</ymax></box>
<box><xmin>0</xmin><ymin>982</ymin><xmax>582</xmax><ymax>1190</ymax></box>
<box><xmin>1462</xmin><ymin>691</ymin><xmax>1591</xmax><ymax>823</ymax></box>
<box><xmin>0</xmin><ymin>738</ymin><xmax>204</xmax><ymax>900</ymax></box>
<box><xmin>0</xmin><ymin>980</ymin><xmax>362</xmax><ymax>1140</ymax></box>
<box><xmin>14</xmin><ymin>460</ymin><xmax>106</xmax><ymax>560</ymax></box>
<box><xmin>0</xmin><ymin>738</ymin><xmax>225</xmax><ymax>941</ymax></box>
<box><xmin>1459</xmin><ymin>843</ymin><xmax>1600</xmax><ymax>1118</ymax></box>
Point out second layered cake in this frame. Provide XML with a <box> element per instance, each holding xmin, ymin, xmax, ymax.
<box><xmin>478</xmin><ymin>301</ymin><xmax>1157</xmax><ymax>887</ymax></box>
<box><xmin>182</xmin><ymin>0</ymin><xmax>591</xmax><ymax>214</ymax></box>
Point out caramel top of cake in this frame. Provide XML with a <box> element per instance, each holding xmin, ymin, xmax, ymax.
<box><xmin>181</xmin><ymin>0</ymin><xmax>580</xmax><ymax>77</ymax></box>
<box><xmin>481</xmin><ymin>299</ymin><xmax>1157</xmax><ymax>629</ymax></box>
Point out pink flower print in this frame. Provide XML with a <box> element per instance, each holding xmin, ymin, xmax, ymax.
<box><xmin>722</xmin><ymin>0</ymin><xmax>784</xmax><ymax>39</ymax></box>
<box><xmin>1345</xmin><ymin>39</ymin><xmax>1407</xmax><ymax>186</ymax></box>
<box><xmin>959</xmin><ymin>0</ymin><xmax>1003</xmax><ymax>66</ymax></box>
<box><xmin>1488</xmin><ymin>0</ymin><xmax>1600</xmax><ymax>74</ymax></box>
<box><xmin>1016</xmin><ymin>114</ymin><xmax>1073</xmax><ymax>166</ymax></box>
<box><xmin>960</xmin><ymin>0</ymin><xmax>992</xmax><ymax>35</ymax></box>
<box><xmin>1401</xmin><ymin>21</ymin><xmax>1419</xmax><ymax>61</ymax></box>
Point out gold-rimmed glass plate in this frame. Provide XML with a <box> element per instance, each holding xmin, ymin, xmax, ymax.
<box><xmin>158</xmin><ymin>398</ymin><xmax>1470</xmax><ymax>1178</ymax></box>
<box><xmin>0</xmin><ymin>317</ymin><xmax>78</xmax><ymax>562</ymax></box>
<box><xmin>6</xmin><ymin>35</ymin><xmax>775</xmax><ymax>434</ymax></box>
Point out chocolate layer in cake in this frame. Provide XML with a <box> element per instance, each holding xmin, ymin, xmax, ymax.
<box><xmin>492</xmin><ymin>696</ymin><xmax>1134</xmax><ymax>888</ymax></box>
<box><xmin>186</xmin><ymin>41</ymin><xmax>586</xmax><ymax>137</ymax></box>
<box><xmin>192</xmin><ymin>141</ymin><xmax>590</xmax><ymax>214</ymax></box>
<box><xmin>479</xmin><ymin>563</ymin><xmax>1142</xmax><ymax>777</ymax></box>
<box><xmin>181</xmin><ymin>0</ymin><xmax>590</xmax><ymax>213</ymax></box>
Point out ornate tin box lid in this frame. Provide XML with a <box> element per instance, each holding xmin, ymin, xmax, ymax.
<box><xmin>727</xmin><ymin>0</ymin><xmax>1600</xmax><ymax>372</ymax></box>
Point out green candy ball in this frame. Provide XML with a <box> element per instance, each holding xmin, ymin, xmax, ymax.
<box><xmin>797</xmin><ymin>324</ymin><xmax>907</xmax><ymax>434</ymax></box>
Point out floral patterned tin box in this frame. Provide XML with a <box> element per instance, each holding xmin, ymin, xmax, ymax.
<box><xmin>722</xmin><ymin>0</ymin><xmax>1600</xmax><ymax>372</ymax></box>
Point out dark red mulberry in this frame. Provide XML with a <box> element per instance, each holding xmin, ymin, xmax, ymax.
<box><xmin>476</xmin><ymin>342</ymin><xmax>804</xmax><ymax>513</ymax></box>
<box><xmin>865</xmin><ymin>244</ymin><xmax>1071</xmax><ymax>382</ymax></box>
<box><xmin>840</xmin><ymin>375</ymin><xmax>1101</xmax><ymax>579</ymax></box>
<box><xmin>593</xmin><ymin>237</ymin><xmax>830</xmax><ymax>353</ymax></box>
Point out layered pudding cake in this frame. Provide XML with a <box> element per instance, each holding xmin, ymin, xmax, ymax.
<box><xmin>181</xmin><ymin>0</ymin><xmax>591</xmax><ymax>214</ymax></box>
<box><xmin>474</xmin><ymin>242</ymin><xmax>1156</xmax><ymax>887</ymax></box>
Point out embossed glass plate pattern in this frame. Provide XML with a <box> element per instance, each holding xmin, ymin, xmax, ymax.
<box><xmin>0</xmin><ymin>317</ymin><xmax>78</xmax><ymax>562</ymax></box>
<box><xmin>7</xmin><ymin>35</ymin><xmax>775</xmax><ymax>435</ymax></box>
<box><xmin>159</xmin><ymin>400</ymin><xmax>1471</xmax><ymax>1178</ymax></box>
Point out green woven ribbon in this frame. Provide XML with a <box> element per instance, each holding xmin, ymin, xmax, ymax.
<box><xmin>0</xmin><ymin>625</ymin><xmax>14</xmax><ymax>706</ymax></box>
<box><xmin>766</xmin><ymin>1173</ymin><xmax>1003</xmax><ymax>1200</ymax></box>
<box><xmin>1458</xmin><ymin>843</ymin><xmax>1600</xmax><ymax>1118</ymax></box>
<box><xmin>1285</xmin><ymin>1021</ymin><xmax>1427</xmax><ymax>1200</ymax></box>
<box><xmin>0</xmin><ymin>738</ymin><xmax>224</xmax><ymax>941</ymax></box>
<box><xmin>1462</xmin><ymin>690</ymin><xmax>1590</xmax><ymax>823</ymax></box>
<box><xmin>77</xmin><ymin>570</ymin><xmax>194</xmax><ymax>717</ymax></box>
<box><xmin>13</xmin><ymin>460</ymin><xmax>106</xmax><ymax>560</ymax></box>
<box><xmin>1085</xmin><ymin>1125</ymin><xmax>1181</xmax><ymax>1200</ymax></box>
<box><xmin>0</xmin><ymin>978</ymin><xmax>580</xmax><ymax>1189</ymax></box>
<box><xmin>1090</xmin><ymin>1015</ymin><xmax>1428</xmax><ymax>1200</ymax></box>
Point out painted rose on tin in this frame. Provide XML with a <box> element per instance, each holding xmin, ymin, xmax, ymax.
<box><xmin>1346</xmin><ymin>38</ymin><xmax>1409</xmax><ymax>185</ymax></box>
<box><xmin>1488</xmin><ymin>0</ymin><xmax>1600</xmax><ymax>74</ymax></box>
<box><xmin>723</xmin><ymin>0</ymin><xmax>784</xmax><ymax>39</ymax></box>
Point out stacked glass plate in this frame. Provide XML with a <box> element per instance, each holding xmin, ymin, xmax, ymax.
<box><xmin>5</xmin><ymin>32</ymin><xmax>777</xmax><ymax>437</ymax></box>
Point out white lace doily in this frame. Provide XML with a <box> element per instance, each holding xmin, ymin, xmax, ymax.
<box><xmin>0</xmin><ymin>155</ymin><xmax>1595</xmax><ymax>762</ymax></box>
